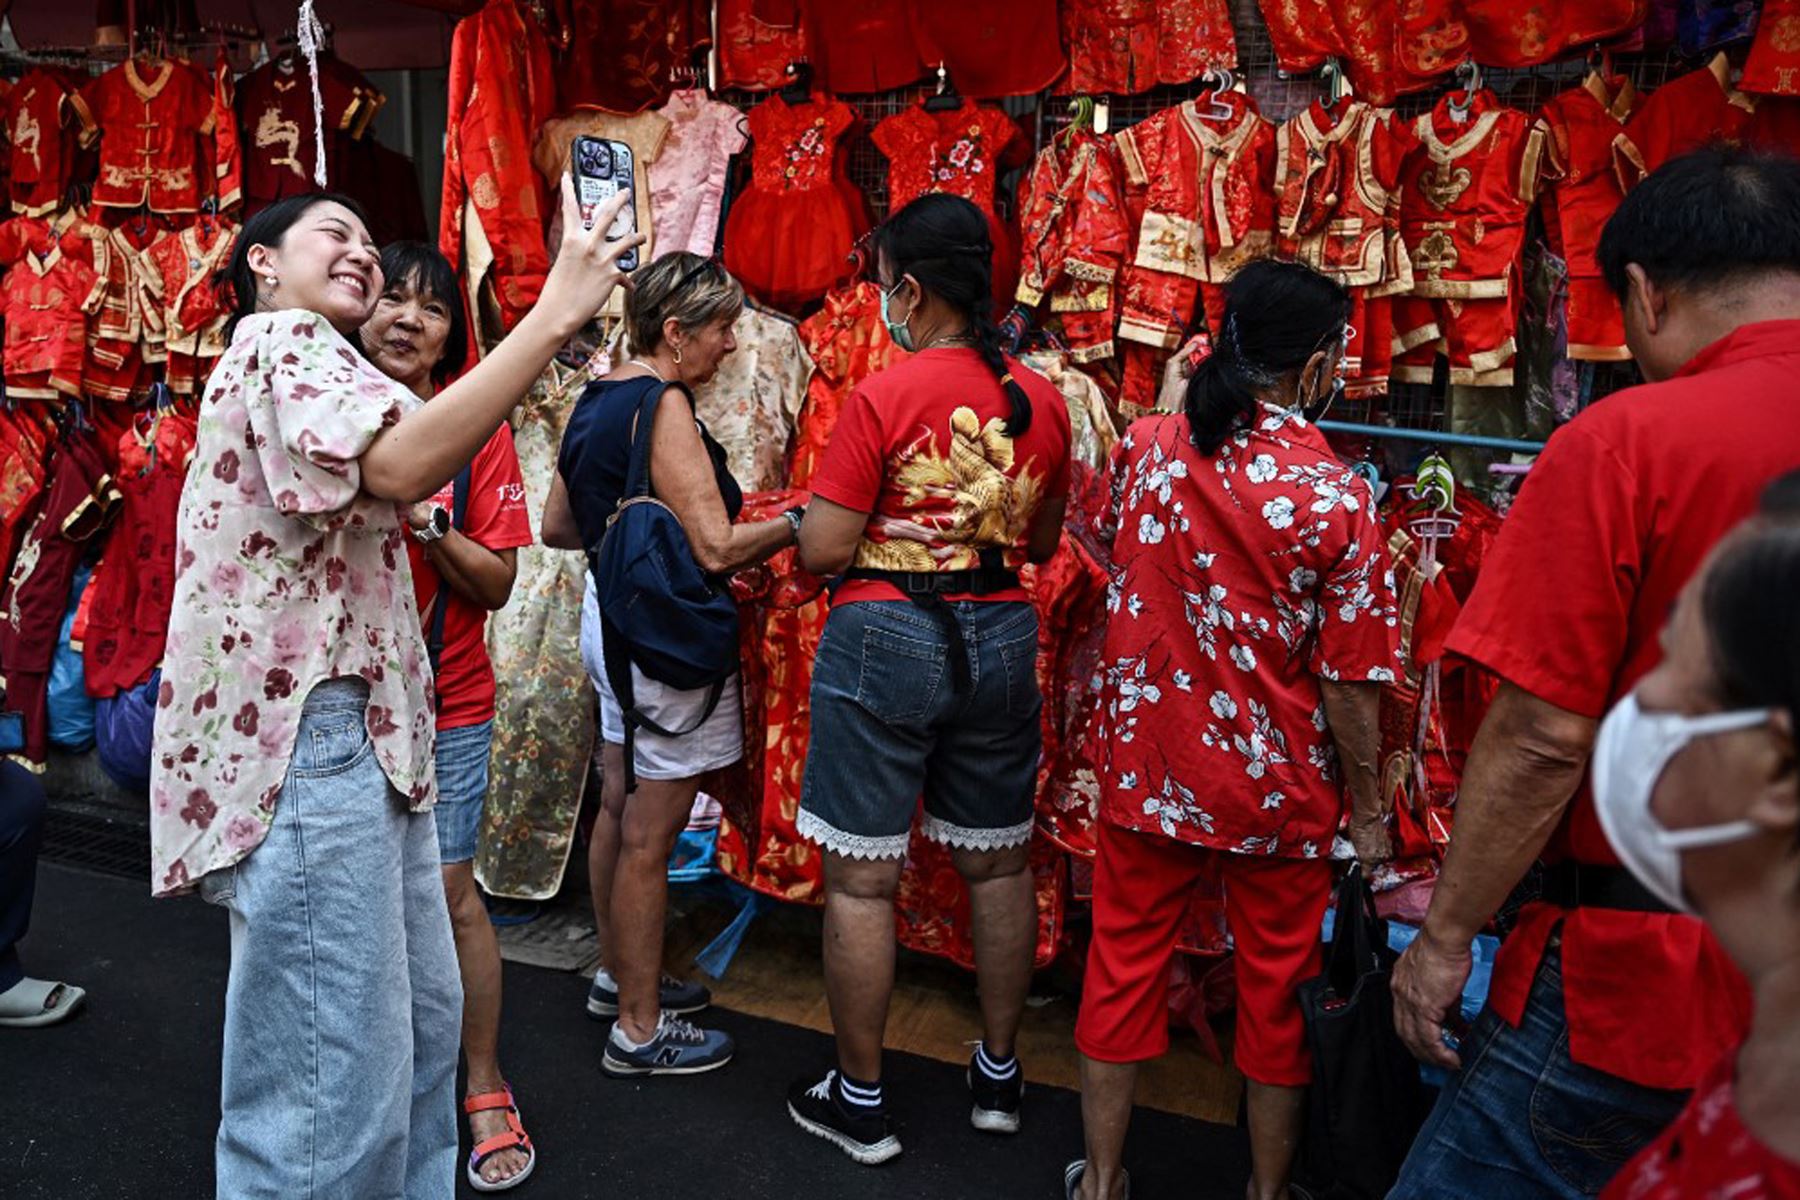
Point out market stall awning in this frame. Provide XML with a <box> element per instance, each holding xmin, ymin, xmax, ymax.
<box><xmin>1</xmin><ymin>0</ymin><xmax>473</xmax><ymax>71</ymax></box>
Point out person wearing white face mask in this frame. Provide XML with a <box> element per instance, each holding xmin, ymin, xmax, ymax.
<box><xmin>1593</xmin><ymin>477</ymin><xmax>1800</xmax><ymax>1197</ymax></box>
<box><xmin>1388</xmin><ymin>146</ymin><xmax>1800</xmax><ymax>1199</ymax></box>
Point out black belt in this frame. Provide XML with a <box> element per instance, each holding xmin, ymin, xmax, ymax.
<box><xmin>1539</xmin><ymin>862</ymin><xmax>1674</xmax><ymax>915</ymax></box>
<box><xmin>840</xmin><ymin>549</ymin><xmax>1019</xmax><ymax>694</ymax></box>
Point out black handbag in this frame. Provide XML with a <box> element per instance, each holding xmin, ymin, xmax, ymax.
<box><xmin>1295</xmin><ymin>863</ymin><xmax>1432</xmax><ymax>1199</ymax></box>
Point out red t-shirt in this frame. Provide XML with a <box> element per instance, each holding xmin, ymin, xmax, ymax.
<box><xmin>1602</xmin><ymin>1051</ymin><xmax>1800</xmax><ymax>1200</ymax></box>
<box><xmin>408</xmin><ymin>424</ymin><xmax>533</xmax><ymax>731</ymax></box>
<box><xmin>810</xmin><ymin>347</ymin><xmax>1072</xmax><ymax>605</ymax></box>
<box><xmin>1445</xmin><ymin>319</ymin><xmax>1800</xmax><ymax>1089</ymax></box>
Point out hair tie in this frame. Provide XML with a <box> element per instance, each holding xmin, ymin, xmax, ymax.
<box><xmin>1000</xmin><ymin>372</ymin><xmax>1016</xmax><ymax>387</ymax></box>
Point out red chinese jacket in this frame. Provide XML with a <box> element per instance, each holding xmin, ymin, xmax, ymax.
<box><xmin>72</xmin><ymin>59</ymin><xmax>217</xmax><ymax>214</ymax></box>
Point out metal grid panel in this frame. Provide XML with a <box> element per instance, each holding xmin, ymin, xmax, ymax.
<box><xmin>714</xmin><ymin>2</ymin><xmax>1705</xmax><ymax>431</ymax></box>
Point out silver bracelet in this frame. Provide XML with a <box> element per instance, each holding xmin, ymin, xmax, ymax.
<box><xmin>781</xmin><ymin>508</ymin><xmax>803</xmax><ymax>541</ymax></box>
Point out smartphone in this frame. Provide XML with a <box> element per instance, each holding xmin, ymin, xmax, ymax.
<box><xmin>571</xmin><ymin>134</ymin><xmax>639</xmax><ymax>271</ymax></box>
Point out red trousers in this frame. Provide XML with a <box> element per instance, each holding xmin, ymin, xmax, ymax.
<box><xmin>1075</xmin><ymin>819</ymin><xmax>1333</xmax><ymax>1086</ymax></box>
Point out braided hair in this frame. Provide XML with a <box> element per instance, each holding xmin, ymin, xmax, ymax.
<box><xmin>875</xmin><ymin>193</ymin><xmax>1033</xmax><ymax>436</ymax></box>
<box><xmin>1187</xmin><ymin>259</ymin><xmax>1350</xmax><ymax>455</ymax></box>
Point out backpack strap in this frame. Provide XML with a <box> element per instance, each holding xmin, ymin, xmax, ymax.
<box><xmin>427</xmin><ymin>464</ymin><xmax>474</xmax><ymax>678</ymax></box>
<box><xmin>617</xmin><ymin>377</ymin><xmax>697</xmax><ymax>507</ymax></box>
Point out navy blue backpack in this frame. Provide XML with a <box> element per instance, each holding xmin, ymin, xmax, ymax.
<box><xmin>591</xmin><ymin>381</ymin><xmax>739</xmax><ymax>788</ymax></box>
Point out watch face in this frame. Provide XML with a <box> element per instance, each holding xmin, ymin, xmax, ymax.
<box><xmin>430</xmin><ymin>506</ymin><xmax>450</xmax><ymax>536</ymax></box>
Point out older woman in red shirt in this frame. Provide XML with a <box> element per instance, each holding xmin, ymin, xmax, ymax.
<box><xmin>1067</xmin><ymin>260</ymin><xmax>1402</xmax><ymax>1200</ymax></box>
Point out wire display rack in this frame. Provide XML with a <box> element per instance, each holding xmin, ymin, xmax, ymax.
<box><xmin>712</xmin><ymin>0</ymin><xmax>1723</xmax><ymax>449</ymax></box>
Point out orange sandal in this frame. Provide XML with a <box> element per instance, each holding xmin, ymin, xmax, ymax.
<box><xmin>464</xmin><ymin>1084</ymin><xmax>536</xmax><ymax>1193</ymax></box>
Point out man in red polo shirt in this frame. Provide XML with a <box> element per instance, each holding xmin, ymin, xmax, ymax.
<box><xmin>1389</xmin><ymin>146</ymin><xmax>1800</xmax><ymax>1197</ymax></box>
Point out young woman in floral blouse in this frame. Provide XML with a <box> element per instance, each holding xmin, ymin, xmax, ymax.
<box><xmin>1067</xmin><ymin>260</ymin><xmax>1403</xmax><ymax>1200</ymax></box>
<box><xmin>150</xmin><ymin>184</ymin><xmax>639</xmax><ymax>1197</ymax></box>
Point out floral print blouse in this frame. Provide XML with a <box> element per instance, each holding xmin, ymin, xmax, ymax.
<box><xmin>150</xmin><ymin>312</ymin><xmax>433</xmax><ymax>897</ymax></box>
<box><xmin>1094</xmin><ymin>406</ymin><xmax>1402</xmax><ymax>859</ymax></box>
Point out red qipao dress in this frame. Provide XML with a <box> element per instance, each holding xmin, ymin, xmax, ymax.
<box><xmin>724</xmin><ymin>93</ymin><xmax>868</xmax><ymax>313</ymax></box>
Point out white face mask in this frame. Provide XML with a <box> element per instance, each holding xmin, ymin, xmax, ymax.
<box><xmin>1591</xmin><ymin>693</ymin><xmax>1773</xmax><ymax>914</ymax></box>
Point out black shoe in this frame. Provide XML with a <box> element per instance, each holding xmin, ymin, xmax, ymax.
<box><xmin>967</xmin><ymin>1051</ymin><xmax>1024</xmax><ymax>1134</ymax></box>
<box><xmin>586</xmin><ymin>971</ymin><xmax>711</xmax><ymax>1019</ymax></box>
<box><xmin>787</xmin><ymin>1071</ymin><xmax>902</xmax><ymax>1165</ymax></box>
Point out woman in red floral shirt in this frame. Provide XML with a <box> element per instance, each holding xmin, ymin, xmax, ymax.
<box><xmin>1067</xmin><ymin>260</ymin><xmax>1402</xmax><ymax>1200</ymax></box>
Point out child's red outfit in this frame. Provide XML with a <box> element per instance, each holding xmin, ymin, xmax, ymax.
<box><xmin>1614</xmin><ymin>55</ymin><xmax>1760</xmax><ymax>188</ymax></box>
<box><xmin>1743</xmin><ymin>0</ymin><xmax>1800</xmax><ymax>95</ymax></box>
<box><xmin>0</xmin><ymin>432</ymin><xmax>117</xmax><ymax>765</ymax></box>
<box><xmin>138</xmin><ymin>219</ymin><xmax>238</xmax><ymax>395</ymax></box>
<box><xmin>0</xmin><ymin>218</ymin><xmax>105</xmax><ymax>400</ymax></box>
<box><xmin>717</xmin><ymin>0</ymin><xmax>807</xmax><ymax>91</ymax></box>
<box><xmin>724</xmin><ymin>93</ymin><xmax>867</xmax><ymax>313</ymax></box>
<box><xmin>1113</xmin><ymin>91</ymin><xmax>1275</xmax><ymax>414</ymax></box>
<box><xmin>1014</xmin><ymin>128</ymin><xmax>1131</xmax><ymax>364</ymax></box>
<box><xmin>72</xmin><ymin>58</ymin><xmax>217</xmax><ymax>214</ymax></box>
<box><xmin>911</xmin><ymin>0</ymin><xmax>1066</xmax><ymax>98</ymax></box>
<box><xmin>1539</xmin><ymin>74</ymin><xmax>1640</xmax><ymax>363</ymax></box>
<box><xmin>872</xmin><ymin>99</ymin><xmax>1028</xmax><ymax>308</ymax></box>
<box><xmin>1273</xmin><ymin>97</ymin><xmax>1416</xmax><ymax>395</ymax></box>
<box><xmin>81</xmin><ymin>414</ymin><xmax>192</xmax><ymax>699</ymax></box>
<box><xmin>1</xmin><ymin>69</ymin><xmax>81</xmax><ymax>217</ymax></box>
<box><xmin>1061</xmin><ymin>0</ymin><xmax>1236</xmax><ymax>94</ymax></box>
<box><xmin>1392</xmin><ymin>90</ymin><xmax>1547</xmax><ymax>388</ymax></box>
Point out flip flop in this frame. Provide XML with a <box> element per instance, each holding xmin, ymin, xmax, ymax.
<box><xmin>0</xmin><ymin>978</ymin><xmax>87</xmax><ymax>1028</ymax></box>
<box><xmin>464</xmin><ymin>1084</ymin><xmax>536</xmax><ymax>1193</ymax></box>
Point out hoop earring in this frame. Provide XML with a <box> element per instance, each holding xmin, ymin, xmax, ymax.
<box><xmin>672</xmin><ymin>345</ymin><xmax>683</xmax><ymax>366</ymax></box>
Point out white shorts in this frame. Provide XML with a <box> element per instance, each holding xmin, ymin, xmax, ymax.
<box><xmin>580</xmin><ymin>576</ymin><xmax>744</xmax><ymax>781</ymax></box>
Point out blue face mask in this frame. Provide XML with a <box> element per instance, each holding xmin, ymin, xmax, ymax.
<box><xmin>880</xmin><ymin>278</ymin><xmax>917</xmax><ymax>353</ymax></box>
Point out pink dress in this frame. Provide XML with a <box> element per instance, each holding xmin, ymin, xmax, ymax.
<box><xmin>649</xmin><ymin>89</ymin><xmax>750</xmax><ymax>258</ymax></box>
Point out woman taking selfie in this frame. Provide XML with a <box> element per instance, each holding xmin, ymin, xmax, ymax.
<box><xmin>361</xmin><ymin>241</ymin><xmax>537</xmax><ymax>1192</ymax></box>
<box><xmin>542</xmin><ymin>250</ymin><xmax>798</xmax><ymax>1079</ymax></box>
<box><xmin>150</xmin><ymin>184</ymin><xmax>638</xmax><ymax>1196</ymax></box>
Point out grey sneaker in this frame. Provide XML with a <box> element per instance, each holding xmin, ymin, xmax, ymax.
<box><xmin>586</xmin><ymin>972</ymin><xmax>711</xmax><ymax>1019</ymax></box>
<box><xmin>601</xmin><ymin>1013</ymin><xmax>735</xmax><ymax>1077</ymax></box>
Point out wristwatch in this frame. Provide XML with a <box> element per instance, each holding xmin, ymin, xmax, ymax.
<box><xmin>414</xmin><ymin>506</ymin><xmax>451</xmax><ymax>544</ymax></box>
<box><xmin>781</xmin><ymin>506</ymin><xmax>805</xmax><ymax>542</ymax></box>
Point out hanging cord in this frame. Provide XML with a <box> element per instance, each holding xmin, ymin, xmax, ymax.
<box><xmin>296</xmin><ymin>0</ymin><xmax>329</xmax><ymax>187</ymax></box>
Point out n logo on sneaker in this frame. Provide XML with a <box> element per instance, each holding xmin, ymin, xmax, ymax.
<box><xmin>654</xmin><ymin>1046</ymin><xmax>684</xmax><ymax>1068</ymax></box>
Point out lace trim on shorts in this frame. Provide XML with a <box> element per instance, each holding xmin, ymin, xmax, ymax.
<box><xmin>919</xmin><ymin>813</ymin><xmax>1034</xmax><ymax>852</ymax></box>
<box><xmin>795</xmin><ymin>809</ymin><xmax>911</xmax><ymax>860</ymax></box>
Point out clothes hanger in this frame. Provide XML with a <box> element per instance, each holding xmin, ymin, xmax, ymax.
<box><xmin>1321</xmin><ymin>57</ymin><xmax>1354</xmax><ymax>109</ymax></box>
<box><xmin>1197</xmin><ymin>67</ymin><xmax>1236</xmax><ymax>122</ymax></box>
<box><xmin>923</xmin><ymin>63</ymin><xmax>963</xmax><ymax>112</ymax></box>
<box><xmin>1447</xmin><ymin>59</ymin><xmax>1482</xmax><ymax>123</ymax></box>
<box><xmin>779</xmin><ymin>60</ymin><xmax>812</xmax><ymax>105</ymax></box>
<box><xmin>1060</xmin><ymin>95</ymin><xmax>1095</xmax><ymax>147</ymax></box>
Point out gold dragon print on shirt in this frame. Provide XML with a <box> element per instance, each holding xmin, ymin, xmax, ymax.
<box><xmin>852</xmin><ymin>405</ymin><xmax>1045</xmax><ymax>573</ymax></box>
<box><xmin>256</xmin><ymin>106</ymin><xmax>305</xmax><ymax>180</ymax></box>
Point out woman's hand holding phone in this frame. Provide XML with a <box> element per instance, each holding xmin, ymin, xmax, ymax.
<box><xmin>536</xmin><ymin>175</ymin><xmax>645</xmax><ymax>338</ymax></box>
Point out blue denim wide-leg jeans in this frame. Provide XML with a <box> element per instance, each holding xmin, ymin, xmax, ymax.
<box><xmin>202</xmin><ymin>679</ymin><xmax>462</xmax><ymax>1200</ymax></box>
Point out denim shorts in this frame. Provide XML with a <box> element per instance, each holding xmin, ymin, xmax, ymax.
<box><xmin>432</xmin><ymin>718</ymin><xmax>493</xmax><ymax>864</ymax></box>
<box><xmin>798</xmin><ymin>599</ymin><xmax>1041</xmax><ymax>860</ymax></box>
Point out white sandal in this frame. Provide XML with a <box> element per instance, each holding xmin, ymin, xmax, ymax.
<box><xmin>0</xmin><ymin>977</ymin><xmax>87</xmax><ymax>1027</ymax></box>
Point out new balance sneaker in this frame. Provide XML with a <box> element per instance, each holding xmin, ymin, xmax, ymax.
<box><xmin>600</xmin><ymin>1013</ymin><xmax>734</xmax><ymax>1077</ymax></box>
<box><xmin>967</xmin><ymin>1050</ymin><xmax>1024</xmax><ymax>1134</ymax></box>
<box><xmin>787</xmin><ymin>1071</ymin><xmax>902</xmax><ymax>1165</ymax></box>
<box><xmin>586</xmin><ymin>971</ymin><xmax>711</xmax><ymax>1020</ymax></box>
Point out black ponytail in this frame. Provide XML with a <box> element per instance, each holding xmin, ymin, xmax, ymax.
<box><xmin>875</xmin><ymin>193</ymin><xmax>1033</xmax><ymax>436</ymax></box>
<box><xmin>1187</xmin><ymin>259</ymin><xmax>1351</xmax><ymax>455</ymax></box>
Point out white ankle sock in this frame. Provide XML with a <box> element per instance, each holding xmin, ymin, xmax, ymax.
<box><xmin>595</xmin><ymin>966</ymin><xmax>617</xmax><ymax>990</ymax></box>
